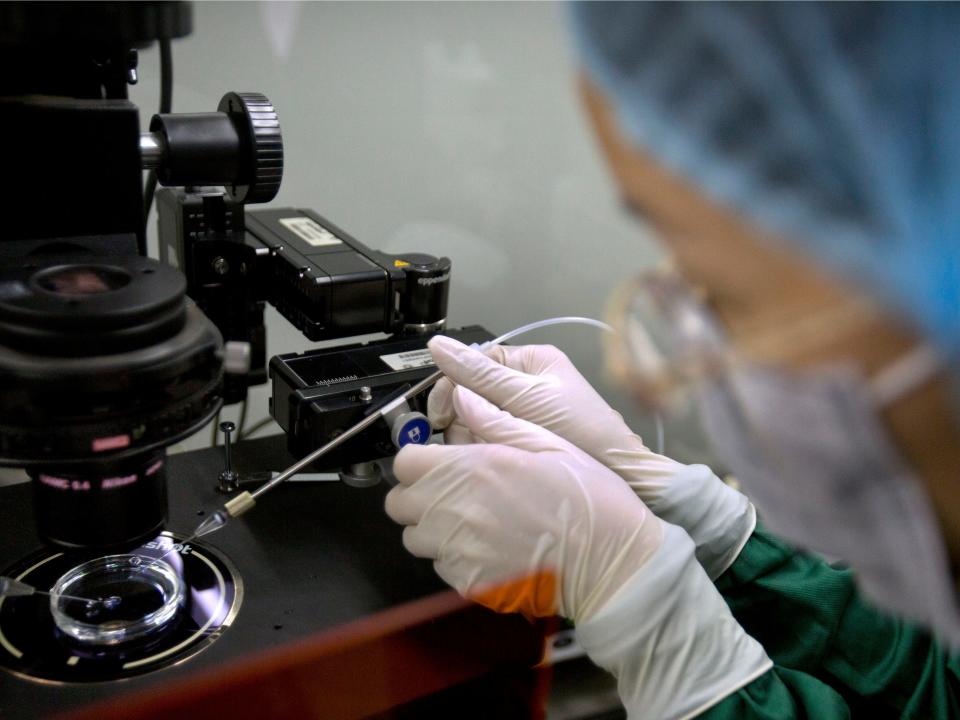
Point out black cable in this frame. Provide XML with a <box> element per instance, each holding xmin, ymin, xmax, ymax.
<box><xmin>158</xmin><ymin>38</ymin><xmax>174</xmax><ymax>114</ymax></box>
<box><xmin>142</xmin><ymin>38</ymin><xmax>173</xmax><ymax>240</ymax></box>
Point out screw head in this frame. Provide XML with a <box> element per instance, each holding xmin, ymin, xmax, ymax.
<box><xmin>220</xmin><ymin>421</ymin><xmax>236</xmax><ymax>434</ymax></box>
<box><xmin>212</xmin><ymin>257</ymin><xmax>230</xmax><ymax>275</ymax></box>
<box><xmin>217</xmin><ymin>470</ymin><xmax>240</xmax><ymax>493</ymax></box>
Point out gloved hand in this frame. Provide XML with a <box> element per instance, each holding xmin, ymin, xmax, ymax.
<box><xmin>427</xmin><ymin>335</ymin><xmax>755</xmax><ymax>579</ymax></box>
<box><xmin>386</xmin><ymin>386</ymin><xmax>771</xmax><ymax>719</ymax></box>
<box><xmin>388</xmin><ymin>384</ymin><xmax>661</xmax><ymax>621</ymax></box>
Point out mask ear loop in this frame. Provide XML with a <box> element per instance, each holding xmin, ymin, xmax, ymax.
<box><xmin>868</xmin><ymin>345</ymin><xmax>942</xmax><ymax>407</ymax></box>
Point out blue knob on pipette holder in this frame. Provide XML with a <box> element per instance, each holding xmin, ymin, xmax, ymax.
<box><xmin>391</xmin><ymin>411</ymin><xmax>432</xmax><ymax>448</ymax></box>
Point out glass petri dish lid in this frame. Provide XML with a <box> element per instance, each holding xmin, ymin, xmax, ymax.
<box><xmin>50</xmin><ymin>554</ymin><xmax>184</xmax><ymax>646</ymax></box>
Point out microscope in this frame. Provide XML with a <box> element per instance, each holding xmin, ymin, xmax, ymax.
<box><xmin>0</xmin><ymin>0</ymin><xmax>485</xmax><ymax>552</ymax></box>
<box><xmin>0</xmin><ymin>2</ymin><xmax>527</xmax><ymax>707</ymax></box>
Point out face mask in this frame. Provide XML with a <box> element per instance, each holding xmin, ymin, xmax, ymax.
<box><xmin>606</xmin><ymin>270</ymin><xmax>960</xmax><ymax>641</ymax></box>
<box><xmin>698</xmin><ymin>349</ymin><xmax>960</xmax><ymax>642</ymax></box>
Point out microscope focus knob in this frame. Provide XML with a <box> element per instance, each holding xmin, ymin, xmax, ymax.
<box><xmin>217</xmin><ymin>92</ymin><xmax>283</xmax><ymax>204</ymax></box>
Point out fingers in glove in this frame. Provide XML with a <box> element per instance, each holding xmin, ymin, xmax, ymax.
<box><xmin>427</xmin><ymin>376</ymin><xmax>457</xmax><ymax>429</ymax></box>
<box><xmin>443</xmin><ymin>419</ymin><xmax>478</xmax><ymax>446</ymax></box>
<box><xmin>387</xmin><ymin>443</ymin><xmax>482</xmax><ymax>524</ymax></box>
<box><xmin>451</xmin><ymin>385</ymin><xmax>578</xmax><ymax>455</ymax></box>
<box><xmin>384</xmin><ymin>485</ymin><xmax>422</xmax><ymax>525</ymax></box>
<box><xmin>392</xmin><ymin>442</ymin><xmax>454</xmax><ymax>485</ymax></box>
<box><xmin>428</xmin><ymin>335</ymin><xmax>553</xmax><ymax>411</ymax></box>
<box><xmin>428</xmin><ymin>340</ymin><xmax>568</xmax><ymax>428</ymax></box>
<box><xmin>486</xmin><ymin>343</ymin><xmax>569</xmax><ymax>376</ymax></box>
<box><xmin>401</xmin><ymin>524</ymin><xmax>440</xmax><ymax>559</ymax></box>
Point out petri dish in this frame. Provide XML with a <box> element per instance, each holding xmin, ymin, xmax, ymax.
<box><xmin>49</xmin><ymin>555</ymin><xmax>184</xmax><ymax>646</ymax></box>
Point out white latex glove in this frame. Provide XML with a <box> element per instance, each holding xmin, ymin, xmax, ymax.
<box><xmin>427</xmin><ymin>335</ymin><xmax>755</xmax><ymax>579</ymax></box>
<box><xmin>386</xmin><ymin>386</ymin><xmax>771</xmax><ymax>719</ymax></box>
<box><xmin>389</xmin><ymin>384</ymin><xmax>662</xmax><ymax>621</ymax></box>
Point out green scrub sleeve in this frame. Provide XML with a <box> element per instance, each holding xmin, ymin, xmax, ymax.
<box><xmin>698</xmin><ymin>527</ymin><xmax>960</xmax><ymax>718</ymax></box>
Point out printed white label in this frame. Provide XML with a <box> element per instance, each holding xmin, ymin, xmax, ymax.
<box><xmin>380</xmin><ymin>348</ymin><xmax>436</xmax><ymax>371</ymax></box>
<box><xmin>279</xmin><ymin>217</ymin><xmax>343</xmax><ymax>247</ymax></box>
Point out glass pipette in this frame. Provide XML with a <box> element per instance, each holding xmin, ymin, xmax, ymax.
<box><xmin>0</xmin><ymin>575</ymin><xmax>119</xmax><ymax>608</ymax></box>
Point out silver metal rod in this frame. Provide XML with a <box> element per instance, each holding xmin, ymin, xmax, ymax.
<box><xmin>249</xmin><ymin>369</ymin><xmax>445</xmax><ymax>502</ymax></box>
<box><xmin>222</xmin><ymin>423</ymin><xmax>234</xmax><ymax>472</ymax></box>
<box><xmin>403</xmin><ymin>369</ymin><xmax>444</xmax><ymax>401</ymax></box>
<box><xmin>250</xmin><ymin>409</ymin><xmax>383</xmax><ymax>500</ymax></box>
<box><xmin>140</xmin><ymin>132</ymin><xmax>166</xmax><ymax>169</ymax></box>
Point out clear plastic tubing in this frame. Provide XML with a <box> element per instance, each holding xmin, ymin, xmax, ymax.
<box><xmin>483</xmin><ymin>316</ymin><xmax>614</xmax><ymax>348</ymax></box>
<box><xmin>478</xmin><ymin>315</ymin><xmax>665</xmax><ymax>454</ymax></box>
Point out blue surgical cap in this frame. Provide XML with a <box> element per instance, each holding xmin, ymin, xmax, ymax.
<box><xmin>571</xmin><ymin>2</ymin><xmax>960</xmax><ymax>357</ymax></box>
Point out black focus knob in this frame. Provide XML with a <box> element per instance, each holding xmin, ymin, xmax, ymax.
<box><xmin>148</xmin><ymin>91</ymin><xmax>283</xmax><ymax>205</ymax></box>
<box><xmin>217</xmin><ymin>92</ymin><xmax>283</xmax><ymax>204</ymax></box>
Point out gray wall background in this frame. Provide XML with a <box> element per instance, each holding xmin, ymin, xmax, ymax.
<box><xmin>128</xmin><ymin>1</ymin><xmax>705</xmax><ymax>460</ymax></box>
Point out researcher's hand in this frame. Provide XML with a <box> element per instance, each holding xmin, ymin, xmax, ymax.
<box><xmin>427</xmin><ymin>335</ymin><xmax>755</xmax><ymax>579</ymax></box>
<box><xmin>387</xmin><ymin>384</ymin><xmax>662</xmax><ymax>622</ymax></box>
<box><xmin>386</xmin><ymin>384</ymin><xmax>772</xmax><ymax>719</ymax></box>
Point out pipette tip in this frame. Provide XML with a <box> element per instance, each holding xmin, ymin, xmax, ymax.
<box><xmin>193</xmin><ymin>510</ymin><xmax>230</xmax><ymax>540</ymax></box>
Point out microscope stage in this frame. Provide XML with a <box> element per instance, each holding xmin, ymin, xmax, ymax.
<box><xmin>0</xmin><ymin>532</ymin><xmax>240</xmax><ymax>683</ymax></box>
